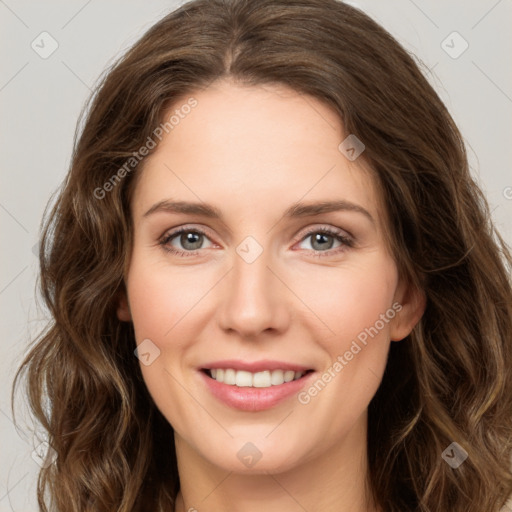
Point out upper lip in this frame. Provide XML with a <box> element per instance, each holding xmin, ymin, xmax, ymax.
<box><xmin>200</xmin><ymin>359</ymin><xmax>314</xmax><ymax>373</ymax></box>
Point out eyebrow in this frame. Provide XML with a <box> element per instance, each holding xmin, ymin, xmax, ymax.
<box><xmin>143</xmin><ymin>199</ymin><xmax>374</xmax><ymax>224</ymax></box>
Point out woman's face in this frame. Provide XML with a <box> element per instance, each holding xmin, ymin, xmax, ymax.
<box><xmin>119</xmin><ymin>79</ymin><xmax>422</xmax><ymax>474</ymax></box>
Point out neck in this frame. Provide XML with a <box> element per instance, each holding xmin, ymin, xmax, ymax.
<box><xmin>173</xmin><ymin>412</ymin><xmax>380</xmax><ymax>512</ymax></box>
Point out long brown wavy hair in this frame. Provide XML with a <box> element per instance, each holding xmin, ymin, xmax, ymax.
<box><xmin>12</xmin><ymin>0</ymin><xmax>512</xmax><ymax>510</ymax></box>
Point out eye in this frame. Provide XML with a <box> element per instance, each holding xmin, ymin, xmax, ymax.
<box><xmin>296</xmin><ymin>227</ymin><xmax>354</xmax><ymax>257</ymax></box>
<box><xmin>159</xmin><ymin>227</ymin><xmax>214</xmax><ymax>256</ymax></box>
<box><xmin>159</xmin><ymin>225</ymin><xmax>354</xmax><ymax>258</ymax></box>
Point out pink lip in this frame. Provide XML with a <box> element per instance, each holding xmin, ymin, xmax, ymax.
<box><xmin>199</xmin><ymin>359</ymin><xmax>313</xmax><ymax>373</ymax></box>
<box><xmin>198</xmin><ymin>368</ymin><xmax>316</xmax><ymax>412</ymax></box>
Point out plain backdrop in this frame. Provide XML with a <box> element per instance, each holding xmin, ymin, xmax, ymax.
<box><xmin>1</xmin><ymin>0</ymin><xmax>511</xmax><ymax>510</ymax></box>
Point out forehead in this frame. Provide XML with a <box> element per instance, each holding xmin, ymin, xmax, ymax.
<box><xmin>131</xmin><ymin>80</ymin><xmax>382</xmax><ymax>227</ymax></box>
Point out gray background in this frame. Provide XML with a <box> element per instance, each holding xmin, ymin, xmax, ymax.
<box><xmin>1</xmin><ymin>0</ymin><xmax>511</xmax><ymax>510</ymax></box>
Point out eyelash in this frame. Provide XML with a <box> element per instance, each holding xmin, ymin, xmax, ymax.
<box><xmin>158</xmin><ymin>225</ymin><xmax>354</xmax><ymax>258</ymax></box>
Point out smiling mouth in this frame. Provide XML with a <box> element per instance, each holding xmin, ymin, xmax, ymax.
<box><xmin>201</xmin><ymin>368</ymin><xmax>315</xmax><ymax>388</ymax></box>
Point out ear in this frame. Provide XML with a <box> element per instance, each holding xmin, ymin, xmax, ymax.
<box><xmin>116</xmin><ymin>286</ymin><xmax>132</xmax><ymax>322</ymax></box>
<box><xmin>390</xmin><ymin>279</ymin><xmax>426</xmax><ymax>342</ymax></box>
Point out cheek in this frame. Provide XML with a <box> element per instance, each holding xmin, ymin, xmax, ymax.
<box><xmin>127</xmin><ymin>273</ymin><xmax>173</xmax><ymax>343</ymax></box>
<box><xmin>125</xmin><ymin>259</ymin><xmax>208</xmax><ymax>428</ymax></box>
<box><xmin>126</xmin><ymin>256</ymin><xmax>208</xmax><ymax>343</ymax></box>
<box><xmin>289</xmin><ymin>259</ymin><xmax>399</xmax><ymax>442</ymax></box>
<box><xmin>295</xmin><ymin>259</ymin><xmax>398</xmax><ymax>344</ymax></box>
<box><xmin>295</xmin><ymin>258</ymin><xmax>398</xmax><ymax>409</ymax></box>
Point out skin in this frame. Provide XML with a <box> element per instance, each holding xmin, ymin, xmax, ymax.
<box><xmin>117</xmin><ymin>79</ymin><xmax>425</xmax><ymax>512</ymax></box>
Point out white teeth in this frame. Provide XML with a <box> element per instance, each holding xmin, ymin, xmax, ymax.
<box><xmin>235</xmin><ymin>370</ymin><xmax>253</xmax><ymax>387</ymax></box>
<box><xmin>284</xmin><ymin>370</ymin><xmax>295</xmax><ymax>382</ymax></box>
<box><xmin>253</xmin><ymin>371</ymin><xmax>271</xmax><ymax>388</ymax></box>
<box><xmin>270</xmin><ymin>369</ymin><xmax>284</xmax><ymax>385</ymax></box>
<box><xmin>208</xmin><ymin>368</ymin><xmax>308</xmax><ymax>388</ymax></box>
<box><xmin>224</xmin><ymin>368</ymin><xmax>236</xmax><ymax>385</ymax></box>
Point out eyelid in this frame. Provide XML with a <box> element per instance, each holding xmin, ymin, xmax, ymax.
<box><xmin>293</xmin><ymin>223</ymin><xmax>353</xmax><ymax>243</ymax></box>
<box><xmin>159</xmin><ymin>224</ymin><xmax>216</xmax><ymax>242</ymax></box>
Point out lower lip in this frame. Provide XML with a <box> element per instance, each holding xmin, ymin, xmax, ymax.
<box><xmin>199</xmin><ymin>370</ymin><xmax>315</xmax><ymax>412</ymax></box>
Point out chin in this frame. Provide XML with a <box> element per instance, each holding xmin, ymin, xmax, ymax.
<box><xmin>203</xmin><ymin>440</ymin><xmax>306</xmax><ymax>475</ymax></box>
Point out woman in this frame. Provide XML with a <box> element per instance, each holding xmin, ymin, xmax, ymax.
<box><xmin>12</xmin><ymin>0</ymin><xmax>512</xmax><ymax>510</ymax></box>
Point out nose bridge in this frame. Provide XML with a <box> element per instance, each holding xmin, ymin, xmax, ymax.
<box><xmin>217</xmin><ymin>236</ymin><xmax>288</xmax><ymax>337</ymax></box>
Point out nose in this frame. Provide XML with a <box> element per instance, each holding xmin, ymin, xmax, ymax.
<box><xmin>216</xmin><ymin>244</ymin><xmax>290</xmax><ymax>339</ymax></box>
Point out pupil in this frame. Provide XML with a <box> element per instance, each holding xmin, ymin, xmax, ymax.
<box><xmin>312</xmin><ymin>233</ymin><xmax>333</xmax><ymax>251</ymax></box>
<box><xmin>182</xmin><ymin>232</ymin><xmax>202</xmax><ymax>250</ymax></box>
